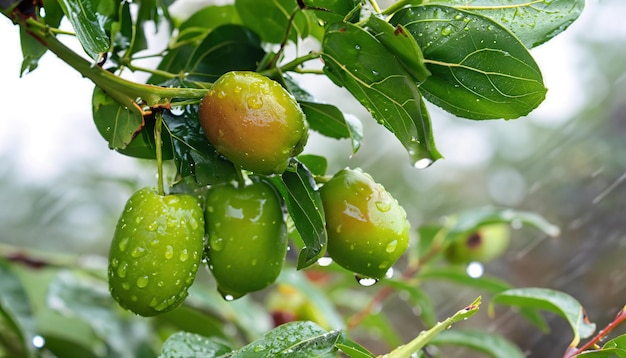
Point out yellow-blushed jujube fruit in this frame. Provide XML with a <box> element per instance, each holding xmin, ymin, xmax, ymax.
<box><xmin>199</xmin><ymin>71</ymin><xmax>308</xmax><ymax>174</ymax></box>
<box><xmin>205</xmin><ymin>181</ymin><xmax>287</xmax><ymax>299</ymax></box>
<box><xmin>108</xmin><ymin>187</ymin><xmax>205</xmax><ymax>317</ymax></box>
<box><xmin>320</xmin><ymin>168</ymin><xmax>410</xmax><ymax>279</ymax></box>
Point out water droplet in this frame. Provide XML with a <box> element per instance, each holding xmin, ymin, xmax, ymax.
<box><xmin>190</xmin><ymin>218</ymin><xmax>198</xmax><ymax>230</ymax></box>
<box><xmin>164</xmin><ymin>245</ymin><xmax>174</xmax><ymax>259</ymax></box>
<box><xmin>150</xmin><ymin>239</ymin><xmax>160</xmax><ymax>246</ymax></box>
<box><xmin>210</xmin><ymin>237</ymin><xmax>225</xmax><ymax>251</ymax></box>
<box><xmin>317</xmin><ymin>257</ymin><xmax>333</xmax><ymax>266</ymax></box>
<box><xmin>110</xmin><ymin>258</ymin><xmax>119</xmax><ymax>268</ymax></box>
<box><xmin>154</xmin><ymin>300</ymin><xmax>170</xmax><ymax>311</ymax></box>
<box><xmin>217</xmin><ymin>90</ymin><xmax>226</xmax><ymax>98</ymax></box>
<box><xmin>376</xmin><ymin>200</ymin><xmax>392</xmax><ymax>212</ymax></box>
<box><xmin>247</xmin><ymin>96</ymin><xmax>263</xmax><ymax>109</ymax></box>
<box><xmin>135</xmin><ymin>216</ymin><xmax>144</xmax><ymax>224</ymax></box>
<box><xmin>336</xmin><ymin>225</ymin><xmax>342</xmax><ymax>233</ymax></box>
<box><xmin>180</xmin><ymin>249</ymin><xmax>189</xmax><ymax>262</ymax></box>
<box><xmin>122</xmin><ymin>282</ymin><xmax>130</xmax><ymax>290</ymax></box>
<box><xmin>385</xmin><ymin>267</ymin><xmax>394</xmax><ymax>278</ymax></box>
<box><xmin>131</xmin><ymin>246</ymin><xmax>146</xmax><ymax>258</ymax></box>
<box><xmin>146</xmin><ymin>222</ymin><xmax>157</xmax><ymax>231</ymax></box>
<box><xmin>118</xmin><ymin>237</ymin><xmax>129</xmax><ymax>252</ymax></box>
<box><xmin>223</xmin><ymin>293</ymin><xmax>235</xmax><ymax>301</ymax></box>
<box><xmin>117</xmin><ymin>262</ymin><xmax>128</xmax><ymax>278</ymax></box>
<box><xmin>414</xmin><ymin>158</ymin><xmax>434</xmax><ymax>169</ymax></box>
<box><xmin>355</xmin><ymin>44</ymin><xmax>361</xmax><ymax>50</ymax></box>
<box><xmin>234</xmin><ymin>86</ymin><xmax>242</xmax><ymax>93</ymax></box>
<box><xmin>157</xmin><ymin>280</ymin><xmax>164</xmax><ymax>287</ymax></box>
<box><xmin>385</xmin><ymin>240</ymin><xmax>398</xmax><ymax>253</ymax></box>
<box><xmin>32</xmin><ymin>335</ymin><xmax>45</xmax><ymax>349</ymax></box>
<box><xmin>355</xmin><ymin>275</ymin><xmax>378</xmax><ymax>287</ymax></box>
<box><xmin>441</xmin><ymin>26</ymin><xmax>453</xmax><ymax>36</ymax></box>
<box><xmin>254</xmin><ymin>345</ymin><xmax>266</xmax><ymax>352</ymax></box>
<box><xmin>136</xmin><ymin>276</ymin><xmax>149</xmax><ymax>288</ymax></box>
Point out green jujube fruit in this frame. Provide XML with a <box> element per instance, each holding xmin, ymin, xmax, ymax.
<box><xmin>320</xmin><ymin>168</ymin><xmax>410</xmax><ymax>279</ymax></box>
<box><xmin>444</xmin><ymin>224</ymin><xmax>511</xmax><ymax>264</ymax></box>
<box><xmin>199</xmin><ymin>71</ymin><xmax>308</xmax><ymax>174</ymax></box>
<box><xmin>108</xmin><ymin>187</ymin><xmax>205</xmax><ymax>316</ymax></box>
<box><xmin>205</xmin><ymin>181</ymin><xmax>287</xmax><ymax>299</ymax></box>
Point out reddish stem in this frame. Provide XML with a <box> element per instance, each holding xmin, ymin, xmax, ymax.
<box><xmin>563</xmin><ymin>305</ymin><xmax>626</xmax><ymax>358</ymax></box>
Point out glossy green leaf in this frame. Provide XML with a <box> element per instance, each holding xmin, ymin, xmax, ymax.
<box><xmin>159</xmin><ymin>332</ymin><xmax>232</xmax><ymax>358</ymax></box>
<box><xmin>231</xmin><ymin>321</ymin><xmax>340</xmax><ymax>357</ymax></box>
<box><xmin>386</xmin><ymin>297</ymin><xmax>481</xmax><ymax>357</ymax></box>
<box><xmin>0</xmin><ymin>260</ymin><xmax>36</xmax><ymax>358</ymax></box>
<box><xmin>322</xmin><ymin>22</ymin><xmax>442</xmax><ymax>167</ymax></box>
<box><xmin>267</xmin><ymin>160</ymin><xmax>328</xmax><ymax>269</ymax></box>
<box><xmin>430</xmin><ymin>330</ymin><xmax>525</xmax><ymax>358</ymax></box>
<box><xmin>303</xmin><ymin>0</ymin><xmax>361</xmax><ymax>24</ymax></box>
<box><xmin>577</xmin><ymin>349</ymin><xmax>626</xmax><ymax>358</ymax></box>
<box><xmin>436</xmin><ymin>0</ymin><xmax>585</xmax><ymax>48</ymax></box>
<box><xmin>335</xmin><ymin>335</ymin><xmax>376</xmax><ymax>358</ymax></box>
<box><xmin>366</xmin><ymin>15</ymin><xmax>430</xmax><ymax>83</ymax></box>
<box><xmin>57</xmin><ymin>0</ymin><xmax>109</xmax><ymax>59</ymax></box>
<box><xmin>491</xmin><ymin>288</ymin><xmax>596</xmax><ymax>345</ymax></box>
<box><xmin>175</xmin><ymin>4</ymin><xmax>241</xmax><ymax>42</ymax></box>
<box><xmin>300</xmin><ymin>102</ymin><xmax>363</xmax><ymax>154</ymax></box>
<box><xmin>391</xmin><ymin>5</ymin><xmax>546</xmax><ymax>120</ymax></box>
<box><xmin>297</xmin><ymin>154</ymin><xmax>328</xmax><ymax>177</ymax></box>
<box><xmin>151</xmin><ymin>25</ymin><xmax>265</xmax><ymax>84</ymax></box>
<box><xmin>235</xmin><ymin>0</ymin><xmax>310</xmax><ymax>44</ymax></box>
<box><xmin>163</xmin><ymin>106</ymin><xmax>237</xmax><ymax>185</ymax></box>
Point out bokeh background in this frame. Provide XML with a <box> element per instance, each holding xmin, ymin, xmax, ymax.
<box><xmin>1</xmin><ymin>0</ymin><xmax>625</xmax><ymax>356</ymax></box>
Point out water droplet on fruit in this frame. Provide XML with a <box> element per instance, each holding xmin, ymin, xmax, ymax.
<box><xmin>131</xmin><ymin>295</ymin><xmax>138</xmax><ymax>302</ymax></box>
<box><xmin>110</xmin><ymin>258</ymin><xmax>119</xmax><ymax>268</ymax></box>
<box><xmin>154</xmin><ymin>300</ymin><xmax>170</xmax><ymax>312</ymax></box>
<box><xmin>349</xmin><ymin>244</ymin><xmax>355</xmax><ymax>251</ymax></box>
<box><xmin>222</xmin><ymin>293</ymin><xmax>235</xmax><ymax>301</ymax></box>
<box><xmin>117</xmin><ymin>262</ymin><xmax>128</xmax><ymax>278</ymax></box>
<box><xmin>210</xmin><ymin>237</ymin><xmax>225</xmax><ymax>251</ymax></box>
<box><xmin>180</xmin><ymin>249</ymin><xmax>189</xmax><ymax>262</ymax></box>
<box><xmin>234</xmin><ymin>86</ymin><xmax>242</xmax><ymax>93</ymax></box>
<box><xmin>376</xmin><ymin>200</ymin><xmax>392</xmax><ymax>212</ymax></box>
<box><xmin>131</xmin><ymin>246</ymin><xmax>146</xmax><ymax>258</ymax></box>
<box><xmin>217</xmin><ymin>90</ymin><xmax>226</xmax><ymax>98</ymax></box>
<box><xmin>355</xmin><ymin>275</ymin><xmax>378</xmax><ymax>287</ymax></box>
<box><xmin>385</xmin><ymin>240</ymin><xmax>398</xmax><ymax>253</ymax></box>
<box><xmin>146</xmin><ymin>222</ymin><xmax>157</xmax><ymax>231</ymax></box>
<box><xmin>135</xmin><ymin>216</ymin><xmax>144</xmax><ymax>224</ymax></box>
<box><xmin>118</xmin><ymin>237</ymin><xmax>129</xmax><ymax>252</ymax></box>
<box><xmin>122</xmin><ymin>282</ymin><xmax>130</xmax><ymax>290</ymax></box>
<box><xmin>136</xmin><ymin>276</ymin><xmax>149</xmax><ymax>288</ymax></box>
<box><xmin>385</xmin><ymin>267</ymin><xmax>394</xmax><ymax>278</ymax></box>
<box><xmin>150</xmin><ymin>239</ymin><xmax>159</xmax><ymax>246</ymax></box>
<box><xmin>247</xmin><ymin>96</ymin><xmax>263</xmax><ymax>109</ymax></box>
<box><xmin>190</xmin><ymin>218</ymin><xmax>198</xmax><ymax>229</ymax></box>
<box><xmin>164</xmin><ymin>245</ymin><xmax>174</xmax><ymax>259</ymax></box>
<box><xmin>157</xmin><ymin>280</ymin><xmax>164</xmax><ymax>287</ymax></box>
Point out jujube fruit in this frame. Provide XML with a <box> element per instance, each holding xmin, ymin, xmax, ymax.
<box><xmin>199</xmin><ymin>71</ymin><xmax>308</xmax><ymax>174</ymax></box>
<box><xmin>444</xmin><ymin>223</ymin><xmax>511</xmax><ymax>264</ymax></box>
<box><xmin>320</xmin><ymin>168</ymin><xmax>410</xmax><ymax>279</ymax></box>
<box><xmin>108</xmin><ymin>187</ymin><xmax>204</xmax><ymax>316</ymax></box>
<box><xmin>205</xmin><ymin>181</ymin><xmax>287</xmax><ymax>299</ymax></box>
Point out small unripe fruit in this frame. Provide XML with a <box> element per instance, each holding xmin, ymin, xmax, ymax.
<box><xmin>320</xmin><ymin>168</ymin><xmax>410</xmax><ymax>279</ymax></box>
<box><xmin>199</xmin><ymin>71</ymin><xmax>308</xmax><ymax>174</ymax></box>
<box><xmin>108</xmin><ymin>188</ymin><xmax>205</xmax><ymax>316</ymax></box>
<box><xmin>444</xmin><ymin>223</ymin><xmax>511</xmax><ymax>264</ymax></box>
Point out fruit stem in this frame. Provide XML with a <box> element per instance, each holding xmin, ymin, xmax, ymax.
<box><xmin>155</xmin><ymin>112</ymin><xmax>165</xmax><ymax>196</ymax></box>
<box><xmin>17</xmin><ymin>17</ymin><xmax>208</xmax><ymax>116</ymax></box>
<box><xmin>234</xmin><ymin>169</ymin><xmax>247</xmax><ymax>188</ymax></box>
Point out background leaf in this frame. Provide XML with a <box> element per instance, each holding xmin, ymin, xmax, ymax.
<box><xmin>322</xmin><ymin>21</ymin><xmax>442</xmax><ymax>167</ymax></box>
<box><xmin>435</xmin><ymin>0</ymin><xmax>586</xmax><ymax>48</ymax></box>
<box><xmin>490</xmin><ymin>288</ymin><xmax>596</xmax><ymax>344</ymax></box>
<box><xmin>430</xmin><ymin>330</ymin><xmax>525</xmax><ymax>358</ymax></box>
<box><xmin>391</xmin><ymin>5</ymin><xmax>546</xmax><ymax>120</ymax></box>
<box><xmin>0</xmin><ymin>260</ymin><xmax>36</xmax><ymax>358</ymax></box>
<box><xmin>235</xmin><ymin>0</ymin><xmax>311</xmax><ymax>44</ymax></box>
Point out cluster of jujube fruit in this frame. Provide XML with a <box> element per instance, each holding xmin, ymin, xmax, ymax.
<box><xmin>107</xmin><ymin>71</ymin><xmax>411</xmax><ymax>316</ymax></box>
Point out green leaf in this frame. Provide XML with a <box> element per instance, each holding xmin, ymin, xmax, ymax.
<box><xmin>366</xmin><ymin>15</ymin><xmax>430</xmax><ymax>83</ymax></box>
<box><xmin>57</xmin><ymin>0</ymin><xmax>110</xmax><ymax>59</ymax></box>
<box><xmin>267</xmin><ymin>160</ymin><xmax>328</xmax><ymax>269</ymax></box>
<box><xmin>490</xmin><ymin>288</ymin><xmax>596</xmax><ymax>346</ymax></box>
<box><xmin>235</xmin><ymin>0</ymin><xmax>310</xmax><ymax>44</ymax></box>
<box><xmin>577</xmin><ymin>349</ymin><xmax>626</xmax><ymax>358</ymax></box>
<box><xmin>19</xmin><ymin>26</ymin><xmax>48</xmax><ymax>75</ymax></box>
<box><xmin>335</xmin><ymin>335</ymin><xmax>376</xmax><ymax>358</ymax></box>
<box><xmin>386</xmin><ymin>297</ymin><xmax>481</xmax><ymax>357</ymax></box>
<box><xmin>176</xmin><ymin>4</ymin><xmax>241</xmax><ymax>41</ymax></box>
<box><xmin>163</xmin><ymin>106</ymin><xmax>237</xmax><ymax>185</ymax></box>
<box><xmin>151</xmin><ymin>24</ymin><xmax>265</xmax><ymax>84</ymax></box>
<box><xmin>384</xmin><ymin>280</ymin><xmax>437</xmax><ymax>327</ymax></box>
<box><xmin>296</xmin><ymin>154</ymin><xmax>328</xmax><ymax>177</ymax></box>
<box><xmin>391</xmin><ymin>5</ymin><xmax>547</xmax><ymax>120</ymax></box>
<box><xmin>430</xmin><ymin>330</ymin><xmax>525</xmax><ymax>358</ymax></box>
<box><xmin>322</xmin><ymin>22</ymin><xmax>442</xmax><ymax>167</ymax></box>
<box><xmin>0</xmin><ymin>260</ymin><xmax>36</xmax><ymax>358</ymax></box>
<box><xmin>231</xmin><ymin>321</ymin><xmax>341</xmax><ymax>357</ymax></box>
<box><xmin>437</xmin><ymin>0</ymin><xmax>585</xmax><ymax>48</ymax></box>
<box><xmin>418</xmin><ymin>266</ymin><xmax>512</xmax><ymax>293</ymax></box>
<box><xmin>303</xmin><ymin>0</ymin><xmax>361</xmax><ymax>24</ymax></box>
<box><xmin>446</xmin><ymin>206</ymin><xmax>561</xmax><ymax>238</ymax></box>
<box><xmin>300</xmin><ymin>102</ymin><xmax>363</xmax><ymax>154</ymax></box>
<box><xmin>159</xmin><ymin>332</ymin><xmax>232</xmax><ymax>358</ymax></box>
<box><xmin>604</xmin><ymin>335</ymin><xmax>626</xmax><ymax>350</ymax></box>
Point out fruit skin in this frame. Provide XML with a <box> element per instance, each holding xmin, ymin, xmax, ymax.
<box><xmin>444</xmin><ymin>224</ymin><xmax>511</xmax><ymax>264</ymax></box>
<box><xmin>320</xmin><ymin>168</ymin><xmax>410</xmax><ymax>279</ymax></box>
<box><xmin>199</xmin><ymin>71</ymin><xmax>308</xmax><ymax>174</ymax></box>
<box><xmin>108</xmin><ymin>187</ymin><xmax>205</xmax><ymax>317</ymax></box>
<box><xmin>205</xmin><ymin>181</ymin><xmax>287</xmax><ymax>299</ymax></box>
